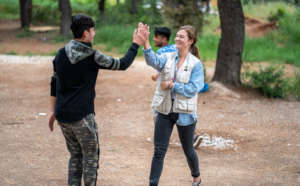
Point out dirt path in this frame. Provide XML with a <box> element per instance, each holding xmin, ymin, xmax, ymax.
<box><xmin>0</xmin><ymin>55</ymin><xmax>300</xmax><ymax>186</ymax></box>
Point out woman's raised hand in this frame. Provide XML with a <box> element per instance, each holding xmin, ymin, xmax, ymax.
<box><xmin>133</xmin><ymin>22</ymin><xmax>150</xmax><ymax>46</ymax></box>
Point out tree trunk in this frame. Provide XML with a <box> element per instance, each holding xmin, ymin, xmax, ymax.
<box><xmin>205</xmin><ymin>0</ymin><xmax>210</xmax><ymax>13</ymax></box>
<box><xmin>19</xmin><ymin>0</ymin><xmax>32</xmax><ymax>29</ymax></box>
<box><xmin>212</xmin><ymin>0</ymin><xmax>245</xmax><ymax>86</ymax></box>
<box><xmin>151</xmin><ymin>0</ymin><xmax>156</xmax><ymax>11</ymax></box>
<box><xmin>99</xmin><ymin>0</ymin><xmax>105</xmax><ymax>14</ymax></box>
<box><xmin>130</xmin><ymin>0</ymin><xmax>138</xmax><ymax>14</ymax></box>
<box><xmin>59</xmin><ymin>0</ymin><xmax>72</xmax><ymax>37</ymax></box>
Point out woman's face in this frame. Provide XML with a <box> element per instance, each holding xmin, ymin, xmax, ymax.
<box><xmin>174</xmin><ymin>30</ymin><xmax>193</xmax><ymax>50</ymax></box>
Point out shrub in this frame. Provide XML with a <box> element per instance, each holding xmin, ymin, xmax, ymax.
<box><xmin>268</xmin><ymin>7</ymin><xmax>286</xmax><ymax>22</ymax></box>
<box><xmin>6</xmin><ymin>51</ymin><xmax>17</xmax><ymax>55</ymax></box>
<box><xmin>17</xmin><ymin>28</ymin><xmax>35</xmax><ymax>38</ymax></box>
<box><xmin>292</xmin><ymin>70</ymin><xmax>300</xmax><ymax>100</ymax></box>
<box><xmin>32</xmin><ymin>0</ymin><xmax>60</xmax><ymax>25</ymax></box>
<box><xmin>162</xmin><ymin>0</ymin><xmax>204</xmax><ymax>33</ymax></box>
<box><xmin>243</xmin><ymin>65</ymin><xmax>289</xmax><ymax>98</ymax></box>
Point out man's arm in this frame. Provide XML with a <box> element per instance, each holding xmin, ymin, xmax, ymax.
<box><xmin>49</xmin><ymin>58</ymin><xmax>57</xmax><ymax>132</ymax></box>
<box><xmin>49</xmin><ymin>96</ymin><xmax>56</xmax><ymax>132</ymax></box>
<box><xmin>94</xmin><ymin>27</ymin><xmax>145</xmax><ymax>70</ymax></box>
<box><xmin>93</xmin><ymin>43</ymin><xmax>139</xmax><ymax>71</ymax></box>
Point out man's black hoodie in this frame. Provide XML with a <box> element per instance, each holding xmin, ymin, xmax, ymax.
<box><xmin>51</xmin><ymin>40</ymin><xmax>139</xmax><ymax>123</ymax></box>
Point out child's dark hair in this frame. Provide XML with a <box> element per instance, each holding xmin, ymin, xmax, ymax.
<box><xmin>70</xmin><ymin>14</ymin><xmax>95</xmax><ymax>39</ymax></box>
<box><xmin>154</xmin><ymin>27</ymin><xmax>171</xmax><ymax>41</ymax></box>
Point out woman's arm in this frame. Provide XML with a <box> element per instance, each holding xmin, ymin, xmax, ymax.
<box><xmin>143</xmin><ymin>49</ymin><xmax>167</xmax><ymax>71</ymax></box>
<box><xmin>138</xmin><ymin>22</ymin><xmax>167</xmax><ymax>71</ymax></box>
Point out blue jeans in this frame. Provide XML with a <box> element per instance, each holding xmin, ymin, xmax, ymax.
<box><xmin>149</xmin><ymin>112</ymin><xmax>200</xmax><ymax>186</ymax></box>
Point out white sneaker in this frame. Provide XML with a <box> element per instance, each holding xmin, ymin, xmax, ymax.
<box><xmin>193</xmin><ymin>135</ymin><xmax>203</xmax><ymax>148</ymax></box>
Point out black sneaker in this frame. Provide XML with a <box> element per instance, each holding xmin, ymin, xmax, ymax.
<box><xmin>193</xmin><ymin>135</ymin><xmax>202</xmax><ymax>148</ymax></box>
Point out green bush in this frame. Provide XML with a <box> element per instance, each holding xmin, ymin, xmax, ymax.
<box><xmin>162</xmin><ymin>0</ymin><xmax>204</xmax><ymax>33</ymax></box>
<box><xmin>292</xmin><ymin>70</ymin><xmax>300</xmax><ymax>100</ymax></box>
<box><xmin>0</xmin><ymin>0</ymin><xmax>19</xmax><ymax>19</ymax></box>
<box><xmin>197</xmin><ymin>34</ymin><xmax>219</xmax><ymax>62</ymax></box>
<box><xmin>32</xmin><ymin>2</ymin><xmax>60</xmax><ymax>25</ymax></box>
<box><xmin>6</xmin><ymin>51</ymin><xmax>17</xmax><ymax>55</ymax></box>
<box><xmin>243</xmin><ymin>8</ymin><xmax>300</xmax><ymax>67</ymax></box>
<box><xmin>268</xmin><ymin>7</ymin><xmax>286</xmax><ymax>22</ymax></box>
<box><xmin>17</xmin><ymin>28</ymin><xmax>35</xmax><ymax>38</ymax></box>
<box><xmin>96</xmin><ymin>2</ymin><xmax>162</xmax><ymax>26</ymax></box>
<box><xmin>277</xmin><ymin>10</ymin><xmax>300</xmax><ymax>43</ymax></box>
<box><xmin>95</xmin><ymin>24</ymin><xmax>140</xmax><ymax>54</ymax></box>
<box><xmin>243</xmin><ymin>65</ymin><xmax>289</xmax><ymax>98</ymax></box>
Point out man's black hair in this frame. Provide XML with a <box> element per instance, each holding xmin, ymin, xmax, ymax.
<box><xmin>70</xmin><ymin>14</ymin><xmax>95</xmax><ymax>39</ymax></box>
<box><xmin>154</xmin><ymin>27</ymin><xmax>171</xmax><ymax>41</ymax></box>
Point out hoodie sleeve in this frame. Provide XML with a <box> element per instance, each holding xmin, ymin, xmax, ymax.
<box><xmin>94</xmin><ymin>43</ymin><xmax>139</xmax><ymax>70</ymax></box>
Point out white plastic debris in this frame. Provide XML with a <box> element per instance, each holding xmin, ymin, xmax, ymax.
<box><xmin>199</xmin><ymin>134</ymin><xmax>235</xmax><ymax>150</ymax></box>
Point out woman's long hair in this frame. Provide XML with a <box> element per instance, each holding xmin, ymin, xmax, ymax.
<box><xmin>178</xmin><ymin>25</ymin><xmax>200</xmax><ymax>59</ymax></box>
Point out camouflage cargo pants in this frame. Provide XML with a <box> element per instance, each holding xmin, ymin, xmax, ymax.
<box><xmin>59</xmin><ymin>113</ymin><xmax>99</xmax><ymax>186</ymax></box>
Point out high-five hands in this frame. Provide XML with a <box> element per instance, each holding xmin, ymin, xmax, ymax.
<box><xmin>133</xmin><ymin>28</ymin><xmax>145</xmax><ymax>46</ymax></box>
<box><xmin>133</xmin><ymin>22</ymin><xmax>150</xmax><ymax>46</ymax></box>
<box><xmin>137</xmin><ymin>22</ymin><xmax>151</xmax><ymax>49</ymax></box>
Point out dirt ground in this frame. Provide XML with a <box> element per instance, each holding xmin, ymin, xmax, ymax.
<box><xmin>1</xmin><ymin>19</ymin><xmax>300</xmax><ymax>186</ymax></box>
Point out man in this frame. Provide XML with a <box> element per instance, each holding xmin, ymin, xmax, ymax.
<box><xmin>48</xmin><ymin>15</ymin><xmax>145</xmax><ymax>186</ymax></box>
<box><xmin>150</xmin><ymin>26</ymin><xmax>203</xmax><ymax>148</ymax></box>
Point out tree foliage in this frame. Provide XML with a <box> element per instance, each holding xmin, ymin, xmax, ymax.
<box><xmin>162</xmin><ymin>0</ymin><xmax>204</xmax><ymax>33</ymax></box>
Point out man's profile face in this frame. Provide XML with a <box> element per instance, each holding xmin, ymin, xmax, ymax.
<box><xmin>84</xmin><ymin>27</ymin><xmax>96</xmax><ymax>43</ymax></box>
<box><xmin>89</xmin><ymin>27</ymin><xmax>96</xmax><ymax>43</ymax></box>
<box><xmin>153</xmin><ymin>35</ymin><xmax>165</xmax><ymax>47</ymax></box>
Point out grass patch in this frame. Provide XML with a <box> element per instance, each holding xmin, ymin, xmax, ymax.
<box><xmin>6</xmin><ymin>51</ymin><xmax>18</xmax><ymax>55</ymax></box>
<box><xmin>290</xmin><ymin>70</ymin><xmax>300</xmax><ymax>100</ymax></box>
<box><xmin>16</xmin><ymin>28</ymin><xmax>35</xmax><ymax>38</ymax></box>
<box><xmin>95</xmin><ymin>24</ymin><xmax>137</xmax><ymax>53</ymax></box>
<box><xmin>0</xmin><ymin>0</ymin><xmax>19</xmax><ymax>19</ymax></box>
<box><xmin>49</xmin><ymin>50</ymin><xmax>58</xmax><ymax>56</ymax></box>
<box><xmin>243</xmin><ymin>35</ymin><xmax>300</xmax><ymax>67</ymax></box>
<box><xmin>242</xmin><ymin>64</ymin><xmax>300</xmax><ymax>99</ymax></box>
<box><xmin>197</xmin><ymin>34</ymin><xmax>219</xmax><ymax>62</ymax></box>
<box><xmin>25</xmin><ymin>52</ymin><xmax>34</xmax><ymax>56</ymax></box>
<box><xmin>243</xmin><ymin>1</ymin><xmax>296</xmax><ymax>21</ymax></box>
<box><xmin>51</xmin><ymin>33</ymin><xmax>72</xmax><ymax>43</ymax></box>
<box><xmin>242</xmin><ymin>64</ymin><xmax>289</xmax><ymax>98</ymax></box>
<box><xmin>243</xmin><ymin>8</ymin><xmax>300</xmax><ymax>67</ymax></box>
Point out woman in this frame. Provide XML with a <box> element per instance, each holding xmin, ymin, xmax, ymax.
<box><xmin>140</xmin><ymin>24</ymin><xmax>204</xmax><ymax>186</ymax></box>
